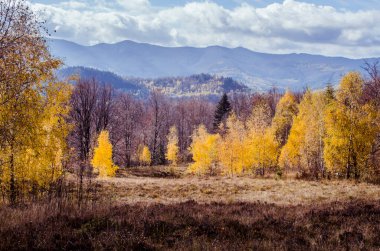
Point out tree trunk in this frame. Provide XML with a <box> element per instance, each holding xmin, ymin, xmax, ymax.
<box><xmin>9</xmin><ymin>153</ymin><xmax>16</xmax><ymax>205</ymax></box>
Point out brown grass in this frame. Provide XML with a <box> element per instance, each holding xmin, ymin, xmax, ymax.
<box><xmin>1</xmin><ymin>166</ymin><xmax>380</xmax><ymax>250</ymax></box>
<box><xmin>94</xmin><ymin>166</ymin><xmax>380</xmax><ymax>206</ymax></box>
<box><xmin>0</xmin><ymin>199</ymin><xmax>380</xmax><ymax>250</ymax></box>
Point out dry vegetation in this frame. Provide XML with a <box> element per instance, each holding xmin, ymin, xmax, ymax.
<box><xmin>1</xmin><ymin>166</ymin><xmax>379</xmax><ymax>250</ymax></box>
<box><xmin>95</xmin><ymin>166</ymin><xmax>380</xmax><ymax>206</ymax></box>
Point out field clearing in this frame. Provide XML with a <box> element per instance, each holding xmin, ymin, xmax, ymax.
<box><xmin>1</xmin><ymin>166</ymin><xmax>380</xmax><ymax>250</ymax></box>
<box><xmin>94</xmin><ymin>166</ymin><xmax>380</xmax><ymax>206</ymax></box>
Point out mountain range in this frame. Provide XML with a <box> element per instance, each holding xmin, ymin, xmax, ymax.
<box><xmin>48</xmin><ymin>39</ymin><xmax>379</xmax><ymax>92</ymax></box>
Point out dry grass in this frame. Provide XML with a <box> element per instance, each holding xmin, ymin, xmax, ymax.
<box><xmin>1</xmin><ymin>199</ymin><xmax>380</xmax><ymax>250</ymax></box>
<box><xmin>1</xmin><ymin>166</ymin><xmax>380</xmax><ymax>250</ymax></box>
<box><xmin>94</xmin><ymin>166</ymin><xmax>380</xmax><ymax>206</ymax></box>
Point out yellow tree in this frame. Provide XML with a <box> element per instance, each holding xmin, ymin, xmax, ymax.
<box><xmin>91</xmin><ymin>130</ymin><xmax>119</xmax><ymax>177</ymax></box>
<box><xmin>139</xmin><ymin>145</ymin><xmax>152</xmax><ymax>166</ymax></box>
<box><xmin>246</xmin><ymin>103</ymin><xmax>279</xmax><ymax>175</ymax></box>
<box><xmin>324</xmin><ymin>72</ymin><xmax>377</xmax><ymax>179</ymax></box>
<box><xmin>219</xmin><ymin>113</ymin><xmax>248</xmax><ymax>175</ymax></box>
<box><xmin>166</xmin><ymin>126</ymin><xmax>179</xmax><ymax>166</ymax></box>
<box><xmin>188</xmin><ymin>125</ymin><xmax>220</xmax><ymax>175</ymax></box>
<box><xmin>279</xmin><ymin>90</ymin><xmax>328</xmax><ymax>177</ymax></box>
<box><xmin>0</xmin><ymin>0</ymin><xmax>68</xmax><ymax>202</ymax></box>
<box><xmin>272</xmin><ymin>90</ymin><xmax>298</xmax><ymax>146</ymax></box>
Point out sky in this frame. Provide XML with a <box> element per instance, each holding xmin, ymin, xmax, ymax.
<box><xmin>30</xmin><ymin>0</ymin><xmax>380</xmax><ymax>58</ymax></box>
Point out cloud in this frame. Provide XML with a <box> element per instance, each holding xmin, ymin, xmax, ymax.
<box><xmin>32</xmin><ymin>0</ymin><xmax>380</xmax><ymax>58</ymax></box>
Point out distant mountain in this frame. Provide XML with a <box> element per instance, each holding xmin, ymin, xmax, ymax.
<box><xmin>56</xmin><ymin>66</ymin><xmax>147</xmax><ymax>95</ymax></box>
<box><xmin>57</xmin><ymin>67</ymin><xmax>248</xmax><ymax>97</ymax></box>
<box><xmin>48</xmin><ymin>39</ymin><xmax>379</xmax><ymax>91</ymax></box>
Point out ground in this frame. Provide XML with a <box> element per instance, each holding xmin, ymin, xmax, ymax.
<box><xmin>1</xmin><ymin>166</ymin><xmax>380</xmax><ymax>250</ymax></box>
<box><xmin>96</xmin><ymin>166</ymin><xmax>380</xmax><ymax>205</ymax></box>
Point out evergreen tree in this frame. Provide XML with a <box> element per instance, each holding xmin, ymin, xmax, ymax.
<box><xmin>325</xmin><ymin>83</ymin><xmax>335</xmax><ymax>101</ymax></box>
<box><xmin>213</xmin><ymin>93</ymin><xmax>232</xmax><ymax>132</ymax></box>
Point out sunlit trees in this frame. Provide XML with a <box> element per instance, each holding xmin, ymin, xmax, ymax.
<box><xmin>92</xmin><ymin>131</ymin><xmax>118</xmax><ymax>177</ymax></box>
<box><xmin>219</xmin><ymin>113</ymin><xmax>248</xmax><ymax>175</ymax></box>
<box><xmin>324</xmin><ymin>72</ymin><xmax>378</xmax><ymax>179</ymax></box>
<box><xmin>279</xmin><ymin>90</ymin><xmax>328</xmax><ymax>177</ymax></box>
<box><xmin>188</xmin><ymin>125</ymin><xmax>220</xmax><ymax>175</ymax></box>
<box><xmin>246</xmin><ymin>103</ymin><xmax>279</xmax><ymax>175</ymax></box>
<box><xmin>139</xmin><ymin>145</ymin><xmax>152</xmax><ymax>166</ymax></box>
<box><xmin>0</xmin><ymin>0</ymin><xmax>71</xmax><ymax>203</ymax></box>
<box><xmin>166</xmin><ymin>126</ymin><xmax>179</xmax><ymax>166</ymax></box>
<box><xmin>272</xmin><ymin>90</ymin><xmax>298</xmax><ymax>146</ymax></box>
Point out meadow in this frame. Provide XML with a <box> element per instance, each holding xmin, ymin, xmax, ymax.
<box><xmin>1</xmin><ymin>166</ymin><xmax>379</xmax><ymax>250</ymax></box>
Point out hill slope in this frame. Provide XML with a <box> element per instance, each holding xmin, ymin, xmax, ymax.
<box><xmin>57</xmin><ymin>67</ymin><xmax>248</xmax><ymax>97</ymax></box>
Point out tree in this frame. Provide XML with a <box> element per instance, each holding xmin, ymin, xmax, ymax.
<box><xmin>324</xmin><ymin>72</ymin><xmax>377</xmax><ymax>179</ymax></box>
<box><xmin>0</xmin><ymin>0</ymin><xmax>70</xmax><ymax>204</ymax></box>
<box><xmin>114</xmin><ymin>93</ymin><xmax>143</xmax><ymax>167</ymax></box>
<box><xmin>218</xmin><ymin>113</ymin><xmax>248</xmax><ymax>175</ymax></box>
<box><xmin>139</xmin><ymin>145</ymin><xmax>152</xmax><ymax>166</ymax></box>
<box><xmin>166</xmin><ymin>126</ymin><xmax>179</xmax><ymax>166</ymax></box>
<box><xmin>70</xmin><ymin>79</ymin><xmax>98</xmax><ymax>199</ymax></box>
<box><xmin>271</xmin><ymin>90</ymin><xmax>298</xmax><ymax>146</ymax></box>
<box><xmin>188</xmin><ymin>125</ymin><xmax>220</xmax><ymax>175</ymax></box>
<box><xmin>246</xmin><ymin>103</ymin><xmax>279</xmax><ymax>175</ymax></box>
<box><xmin>91</xmin><ymin>130</ymin><xmax>118</xmax><ymax>177</ymax></box>
<box><xmin>95</xmin><ymin>84</ymin><xmax>113</xmax><ymax>133</ymax></box>
<box><xmin>279</xmin><ymin>90</ymin><xmax>327</xmax><ymax>177</ymax></box>
<box><xmin>213</xmin><ymin>93</ymin><xmax>231</xmax><ymax>132</ymax></box>
<box><xmin>149</xmin><ymin>91</ymin><xmax>169</xmax><ymax>165</ymax></box>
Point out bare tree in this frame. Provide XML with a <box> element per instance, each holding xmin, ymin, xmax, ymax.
<box><xmin>113</xmin><ymin>93</ymin><xmax>143</xmax><ymax>167</ymax></box>
<box><xmin>95</xmin><ymin>84</ymin><xmax>113</xmax><ymax>134</ymax></box>
<box><xmin>149</xmin><ymin>91</ymin><xmax>170</xmax><ymax>165</ymax></box>
<box><xmin>70</xmin><ymin>78</ymin><xmax>98</xmax><ymax>201</ymax></box>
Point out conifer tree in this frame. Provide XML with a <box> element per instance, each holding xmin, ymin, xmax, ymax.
<box><xmin>213</xmin><ymin>93</ymin><xmax>231</xmax><ymax>132</ymax></box>
<box><xmin>166</xmin><ymin>126</ymin><xmax>180</xmax><ymax>166</ymax></box>
<box><xmin>91</xmin><ymin>130</ymin><xmax>118</xmax><ymax>177</ymax></box>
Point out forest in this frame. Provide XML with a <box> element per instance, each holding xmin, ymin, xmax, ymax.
<box><xmin>1</xmin><ymin>0</ymin><xmax>380</xmax><ymax>250</ymax></box>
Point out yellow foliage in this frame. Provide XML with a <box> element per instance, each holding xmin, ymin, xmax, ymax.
<box><xmin>279</xmin><ymin>91</ymin><xmax>327</xmax><ymax>176</ymax></box>
<box><xmin>188</xmin><ymin>125</ymin><xmax>220</xmax><ymax>175</ymax></box>
<box><xmin>139</xmin><ymin>145</ymin><xmax>152</xmax><ymax>166</ymax></box>
<box><xmin>166</xmin><ymin>126</ymin><xmax>180</xmax><ymax>166</ymax></box>
<box><xmin>219</xmin><ymin>113</ymin><xmax>248</xmax><ymax>175</ymax></box>
<box><xmin>91</xmin><ymin>131</ymin><xmax>119</xmax><ymax>177</ymax></box>
<box><xmin>246</xmin><ymin>104</ymin><xmax>279</xmax><ymax>174</ymax></box>
<box><xmin>324</xmin><ymin>72</ymin><xmax>378</xmax><ymax>178</ymax></box>
<box><xmin>272</xmin><ymin>90</ymin><xmax>298</xmax><ymax>146</ymax></box>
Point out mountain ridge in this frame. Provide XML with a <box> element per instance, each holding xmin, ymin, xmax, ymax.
<box><xmin>48</xmin><ymin>38</ymin><xmax>379</xmax><ymax>91</ymax></box>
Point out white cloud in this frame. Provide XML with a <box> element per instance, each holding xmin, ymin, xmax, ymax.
<box><xmin>32</xmin><ymin>0</ymin><xmax>380</xmax><ymax>58</ymax></box>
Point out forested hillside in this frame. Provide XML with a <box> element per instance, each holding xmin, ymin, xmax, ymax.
<box><xmin>58</xmin><ymin>66</ymin><xmax>249</xmax><ymax>97</ymax></box>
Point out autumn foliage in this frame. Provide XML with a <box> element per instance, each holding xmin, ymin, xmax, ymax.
<box><xmin>188</xmin><ymin>72</ymin><xmax>380</xmax><ymax>181</ymax></box>
<box><xmin>91</xmin><ymin>130</ymin><xmax>119</xmax><ymax>177</ymax></box>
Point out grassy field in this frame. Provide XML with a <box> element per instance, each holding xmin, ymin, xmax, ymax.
<box><xmin>1</xmin><ymin>166</ymin><xmax>380</xmax><ymax>250</ymax></box>
<box><xmin>96</xmin><ymin>166</ymin><xmax>380</xmax><ymax>206</ymax></box>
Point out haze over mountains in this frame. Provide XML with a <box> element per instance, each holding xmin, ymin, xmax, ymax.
<box><xmin>48</xmin><ymin>39</ymin><xmax>378</xmax><ymax>92</ymax></box>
